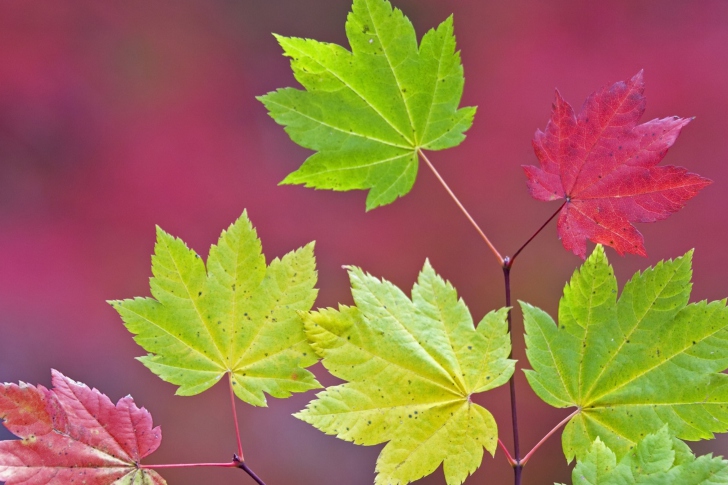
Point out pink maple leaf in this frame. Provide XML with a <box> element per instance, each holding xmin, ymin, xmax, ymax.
<box><xmin>0</xmin><ymin>370</ymin><xmax>164</xmax><ymax>485</ymax></box>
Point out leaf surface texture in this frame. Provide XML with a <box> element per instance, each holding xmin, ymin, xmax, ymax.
<box><xmin>0</xmin><ymin>370</ymin><xmax>165</xmax><ymax>485</ymax></box>
<box><xmin>111</xmin><ymin>212</ymin><xmax>320</xmax><ymax>406</ymax></box>
<box><xmin>523</xmin><ymin>245</ymin><xmax>728</xmax><ymax>462</ymax></box>
<box><xmin>524</xmin><ymin>72</ymin><xmax>710</xmax><ymax>258</ymax></box>
<box><xmin>298</xmin><ymin>261</ymin><xmax>514</xmax><ymax>484</ymax></box>
<box><xmin>258</xmin><ymin>0</ymin><xmax>475</xmax><ymax>209</ymax></box>
<box><xmin>557</xmin><ymin>427</ymin><xmax>728</xmax><ymax>484</ymax></box>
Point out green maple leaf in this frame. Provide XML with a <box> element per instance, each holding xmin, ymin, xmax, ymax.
<box><xmin>557</xmin><ymin>426</ymin><xmax>728</xmax><ymax>485</ymax></box>
<box><xmin>110</xmin><ymin>212</ymin><xmax>321</xmax><ymax>406</ymax></box>
<box><xmin>296</xmin><ymin>261</ymin><xmax>514</xmax><ymax>485</ymax></box>
<box><xmin>522</xmin><ymin>245</ymin><xmax>728</xmax><ymax>462</ymax></box>
<box><xmin>258</xmin><ymin>0</ymin><xmax>476</xmax><ymax>210</ymax></box>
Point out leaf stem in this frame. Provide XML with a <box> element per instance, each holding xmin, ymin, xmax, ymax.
<box><xmin>140</xmin><ymin>461</ymin><xmax>240</xmax><ymax>469</ymax></box>
<box><xmin>506</xmin><ymin>201</ymin><xmax>565</xmax><ymax>268</ymax></box>
<box><xmin>140</xmin><ymin>456</ymin><xmax>268</xmax><ymax>485</ymax></box>
<box><xmin>418</xmin><ymin>149</ymin><xmax>504</xmax><ymax>265</ymax></box>
<box><xmin>228</xmin><ymin>373</ymin><xmax>245</xmax><ymax>460</ymax></box>
<box><xmin>520</xmin><ymin>409</ymin><xmax>580</xmax><ymax>467</ymax></box>
<box><xmin>498</xmin><ymin>438</ymin><xmax>516</xmax><ymax>466</ymax></box>
<box><xmin>226</xmin><ymin>378</ymin><xmax>266</xmax><ymax>484</ymax></box>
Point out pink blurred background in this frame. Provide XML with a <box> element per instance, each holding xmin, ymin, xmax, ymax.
<box><xmin>1</xmin><ymin>1</ymin><xmax>727</xmax><ymax>484</ymax></box>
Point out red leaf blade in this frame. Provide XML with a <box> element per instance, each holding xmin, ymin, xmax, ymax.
<box><xmin>0</xmin><ymin>371</ymin><xmax>164</xmax><ymax>485</ymax></box>
<box><xmin>524</xmin><ymin>71</ymin><xmax>712</xmax><ymax>258</ymax></box>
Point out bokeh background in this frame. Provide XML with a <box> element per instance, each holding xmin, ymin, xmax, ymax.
<box><xmin>1</xmin><ymin>1</ymin><xmax>727</xmax><ymax>484</ymax></box>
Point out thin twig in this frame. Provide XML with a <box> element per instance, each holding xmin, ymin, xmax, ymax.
<box><xmin>228</xmin><ymin>373</ymin><xmax>244</xmax><ymax>460</ymax></box>
<box><xmin>235</xmin><ymin>455</ymin><xmax>267</xmax><ymax>485</ymax></box>
<box><xmin>502</xmin><ymin>265</ymin><xmax>522</xmax><ymax>485</ymax></box>
<box><xmin>500</xmin><ymin>200</ymin><xmax>565</xmax><ymax>484</ymax></box>
<box><xmin>418</xmin><ymin>149</ymin><xmax>503</xmax><ymax>265</ymax></box>
<box><xmin>520</xmin><ymin>409</ymin><xmax>580</xmax><ymax>466</ymax></box>
<box><xmin>507</xmin><ymin>201</ymin><xmax>565</xmax><ymax>268</ymax></box>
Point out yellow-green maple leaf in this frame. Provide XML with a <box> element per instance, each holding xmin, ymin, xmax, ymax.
<box><xmin>110</xmin><ymin>212</ymin><xmax>321</xmax><ymax>406</ymax></box>
<box><xmin>297</xmin><ymin>261</ymin><xmax>514</xmax><ymax>485</ymax></box>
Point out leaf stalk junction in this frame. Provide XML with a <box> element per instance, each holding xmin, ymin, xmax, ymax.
<box><xmin>137</xmin><ymin>375</ymin><xmax>268</xmax><ymax>485</ymax></box>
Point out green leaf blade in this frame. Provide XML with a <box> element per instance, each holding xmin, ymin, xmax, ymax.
<box><xmin>584</xmin><ymin>251</ymin><xmax>694</xmax><ymax>404</ymax></box>
<box><xmin>567</xmin><ymin>437</ymin><xmax>620</xmax><ymax>485</ymax></box>
<box><xmin>205</xmin><ymin>210</ymin><xmax>266</xmax><ymax>367</ymax></box>
<box><xmin>524</xmin><ymin>245</ymin><xmax>728</xmax><ymax>462</ymax></box>
<box><xmin>112</xmin><ymin>212</ymin><xmax>321</xmax><ymax>406</ymax></box>
<box><xmin>259</xmin><ymin>0</ymin><xmax>475</xmax><ymax>209</ymax></box>
<box><xmin>139</xmin><ymin>357</ymin><xmax>223</xmax><ymax>397</ymax></box>
<box><xmin>562</xmin><ymin>427</ymin><xmax>728</xmax><ymax>485</ymax></box>
<box><xmin>150</xmin><ymin>228</ymin><xmax>226</xmax><ymax>367</ymax></box>
<box><xmin>468</xmin><ymin>309</ymin><xmax>514</xmax><ymax>393</ymax></box>
<box><xmin>230</xmin><ymin>243</ymin><xmax>321</xmax><ymax>403</ymax></box>
<box><xmin>348</xmin><ymin>265</ymin><xmax>461</xmax><ymax>389</ymax></box>
<box><xmin>416</xmin><ymin>16</ymin><xmax>476</xmax><ymax>150</ymax></box>
<box><xmin>346</xmin><ymin>0</ymin><xmax>419</xmax><ymax>143</ymax></box>
<box><xmin>557</xmin><ymin>245</ymin><xmax>619</xmax><ymax>404</ymax></box>
<box><xmin>299</xmin><ymin>261</ymin><xmax>513</xmax><ymax>484</ymax></box>
<box><xmin>522</xmin><ymin>301</ymin><xmax>580</xmax><ymax>408</ymax></box>
<box><xmin>374</xmin><ymin>401</ymin><xmax>496</xmax><ymax>485</ymax></box>
<box><xmin>111</xmin><ymin>296</ymin><xmax>226</xmax><ymax>396</ymax></box>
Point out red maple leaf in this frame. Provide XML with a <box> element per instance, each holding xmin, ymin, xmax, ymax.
<box><xmin>0</xmin><ymin>370</ymin><xmax>165</xmax><ymax>485</ymax></box>
<box><xmin>523</xmin><ymin>71</ymin><xmax>711</xmax><ymax>258</ymax></box>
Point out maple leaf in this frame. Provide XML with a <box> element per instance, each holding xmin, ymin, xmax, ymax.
<box><xmin>523</xmin><ymin>71</ymin><xmax>711</xmax><ymax>258</ymax></box>
<box><xmin>557</xmin><ymin>427</ymin><xmax>728</xmax><ymax>485</ymax></box>
<box><xmin>522</xmin><ymin>245</ymin><xmax>728</xmax><ymax>462</ymax></box>
<box><xmin>296</xmin><ymin>261</ymin><xmax>514</xmax><ymax>485</ymax></box>
<box><xmin>0</xmin><ymin>370</ymin><xmax>164</xmax><ymax>485</ymax></box>
<box><xmin>110</xmin><ymin>211</ymin><xmax>321</xmax><ymax>406</ymax></box>
<box><xmin>258</xmin><ymin>0</ymin><xmax>476</xmax><ymax>210</ymax></box>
